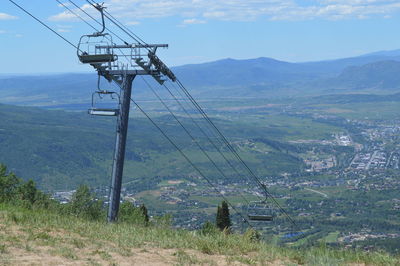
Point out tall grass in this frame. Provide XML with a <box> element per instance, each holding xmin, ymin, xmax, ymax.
<box><xmin>1</xmin><ymin>203</ymin><xmax>399</xmax><ymax>265</ymax></box>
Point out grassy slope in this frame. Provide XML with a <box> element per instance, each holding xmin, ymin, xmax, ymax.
<box><xmin>1</xmin><ymin>103</ymin><xmax>331</xmax><ymax>190</ymax></box>
<box><xmin>0</xmin><ymin>204</ymin><xmax>399</xmax><ymax>266</ymax></box>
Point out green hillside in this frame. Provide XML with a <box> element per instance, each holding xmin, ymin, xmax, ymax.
<box><xmin>0</xmin><ymin>103</ymin><xmax>337</xmax><ymax>190</ymax></box>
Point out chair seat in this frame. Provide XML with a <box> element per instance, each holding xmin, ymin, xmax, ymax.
<box><xmin>248</xmin><ymin>214</ymin><xmax>273</xmax><ymax>221</ymax></box>
<box><xmin>88</xmin><ymin>108</ymin><xmax>119</xmax><ymax>116</ymax></box>
<box><xmin>79</xmin><ymin>54</ymin><xmax>116</xmax><ymax>64</ymax></box>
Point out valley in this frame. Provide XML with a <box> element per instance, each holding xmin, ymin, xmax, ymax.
<box><xmin>1</xmin><ymin>52</ymin><xmax>400</xmax><ymax>253</ymax></box>
<box><xmin>1</xmin><ymin>90</ymin><xmax>399</xmax><ymax>252</ymax></box>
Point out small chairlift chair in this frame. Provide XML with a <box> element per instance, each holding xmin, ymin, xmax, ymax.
<box><xmin>247</xmin><ymin>184</ymin><xmax>275</xmax><ymax>221</ymax></box>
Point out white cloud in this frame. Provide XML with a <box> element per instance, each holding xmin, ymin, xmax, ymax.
<box><xmin>48</xmin><ymin>3</ymin><xmax>96</xmax><ymax>22</ymax></box>
<box><xmin>0</xmin><ymin>13</ymin><xmax>18</xmax><ymax>20</ymax></box>
<box><xmin>182</xmin><ymin>18</ymin><xmax>206</xmax><ymax>25</ymax></box>
<box><xmin>49</xmin><ymin>11</ymin><xmax>79</xmax><ymax>22</ymax></box>
<box><xmin>0</xmin><ymin>30</ymin><xmax>6</xmax><ymax>34</ymax></box>
<box><xmin>49</xmin><ymin>0</ymin><xmax>400</xmax><ymax>22</ymax></box>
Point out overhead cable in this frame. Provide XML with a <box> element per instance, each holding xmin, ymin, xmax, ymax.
<box><xmin>7</xmin><ymin>0</ymin><xmax>81</xmax><ymax>52</ymax></box>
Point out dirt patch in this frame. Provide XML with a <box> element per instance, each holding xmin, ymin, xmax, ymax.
<box><xmin>2</xmin><ymin>245</ymin><xmax>289</xmax><ymax>265</ymax></box>
<box><xmin>1</xmin><ymin>225</ymin><xmax>287</xmax><ymax>265</ymax></box>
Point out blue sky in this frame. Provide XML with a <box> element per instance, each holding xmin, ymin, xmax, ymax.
<box><xmin>2</xmin><ymin>0</ymin><xmax>400</xmax><ymax>73</ymax></box>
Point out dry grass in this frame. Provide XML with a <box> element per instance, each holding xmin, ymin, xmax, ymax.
<box><xmin>0</xmin><ymin>204</ymin><xmax>399</xmax><ymax>266</ymax></box>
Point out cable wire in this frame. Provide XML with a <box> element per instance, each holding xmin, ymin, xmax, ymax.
<box><xmin>82</xmin><ymin>0</ymin><xmax>296</xmax><ymax>227</ymax></box>
<box><xmin>12</xmin><ymin>0</ymin><xmax>296</xmax><ymax>228</ymax></box>
<box><xmin>76</xmin><ymin>1</ymin><xmax>266</xmax><ymax>206</ymax></box>
<box><xmin>141</xmin><ymin>76</ymin><xmax>250</xmax><ymax>205</ymax></box>
<box><xmin>56</xmin><ymin>0</ymin><xmax>98</xmax><ymax>32</ymax></box>
<box><xmin>7</xmin><ymin>0</ymin><xmax>81</xmax><ymax>52</ymax></box>
<box><xmin>57</xmin><ymin>0</ymin><xmax>132</xmax><ymax>66</ymax></box>
<box><xmin>80</xmin><ymin>1</ymin><xmax>288</xmax><ymax>219</ymax></box>
<box><xmin>68</xmin><ymin>0</ymin><xmax>130</xmax><ymax>46</ymax></box>
<box><xmin>129</xmin><ymin>96</ymin><xmax>254</xmax><ymax>228</ymax></box>
<box><xmin>164</xmin><ymin>80</ymin><xmax>265</xmax><ymax>202</ymax></box>
<box><xmin>174</xmin><ymin>78</ymin><xmax>297</xmax><ymax>226</ymax></box>
<box><xmin>85</xmin><ymin>0</ymin><xmax>146</xmax><ymax>47</ymax></box>
<box><xmin>72</xmin><ymin>1</ymin><xmax>257</xmax><ymax>211</ymax></box>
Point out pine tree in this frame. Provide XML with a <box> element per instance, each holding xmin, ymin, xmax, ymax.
<box><xmin>216</xmin><ymin>201</ymin><xmax>231</xmax><ymax>231</ymax></box>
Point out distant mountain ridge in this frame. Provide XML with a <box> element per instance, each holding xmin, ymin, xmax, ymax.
<box><xmin>330</xmin><ymin>60</ymin><xmax>400</xmax><ymax>90</ymax></box>
<box><xmin>2</xmin><ymin>49</ymin><xmax>400</xmax><ymax>107</ymax></box>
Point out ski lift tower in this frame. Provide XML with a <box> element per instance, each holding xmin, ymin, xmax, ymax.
<box><xmin>77</xmin><ymin>3</ymin><xmax>176</xmax><ymax>222</ymax></box>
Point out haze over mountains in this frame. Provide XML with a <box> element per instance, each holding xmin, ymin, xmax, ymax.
<box><xmin>1</xmin><ymin>49</ymin><xmax>400</xmax><ymax>107</ymax></box>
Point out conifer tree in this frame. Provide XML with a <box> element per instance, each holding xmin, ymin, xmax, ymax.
<box><xmin>216</xmin><ymin>201</ymin><xmax>231</xmax><ymax>231</ymax></box>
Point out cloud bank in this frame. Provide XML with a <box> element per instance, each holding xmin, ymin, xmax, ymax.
<box><xmin>50</xmin><ymin>0</ymin><xmax>400</xmax><ymax>24</ymax></box>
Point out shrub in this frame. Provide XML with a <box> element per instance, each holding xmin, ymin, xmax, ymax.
<box><xmin>243</xmin><ymin>228</ymin><xmax>261</xmax><ymax>242</ymax></box>
<box><xmin>0</xmin><ymin>164</ymin><xmax>21</xmax><ymax>203</ymax></box>
<box><xmin>119</xmin><ymin>202</ymin><xmax>149</xmax><ymax>226</ymax></box>
<box><xmin>200</xmin><ymin>221</ymin><xmax>219</xmax><ymax>236</ymax></box>
<box><xmin>65</xmin><ymin>185</ymin><xmax>104</xmax><ymax>220</ymax></box>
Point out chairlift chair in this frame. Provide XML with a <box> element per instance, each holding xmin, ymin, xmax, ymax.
<box><xmin>88</xmin><ymin>89</ymin><xmax>120</xmax><ymax>117</ymax></box>
<box><xmin>247</xmin><ymin>200</ymin><xmax>274</xmax><ymax>221</ymax></box>
<box><xmin>78</xmin><ymin>33</ymin><xmax>117</xmax><ymax>65</ymax></box>
<box><xmin>77</xmin><ymin>3</ymin><xmax>117</xmax><ymax>66</ymax></box>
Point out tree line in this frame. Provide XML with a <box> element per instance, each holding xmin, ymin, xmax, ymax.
<box><xmin>0</xmin><ymin>164</ymin><xmax>236</xmax><ymax>234</ymax></box>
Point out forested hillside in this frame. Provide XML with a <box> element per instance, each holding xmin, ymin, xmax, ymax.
<box><xmin>0</xmin><ymin>103</ymin><xmax>308</xmax><ymax>190</ymax></box>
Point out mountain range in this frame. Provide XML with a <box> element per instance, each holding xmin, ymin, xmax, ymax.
<box><xmin>2</xmin><ymin>49</ymin><xmax>400</xmax><ymax>107</ymax></box>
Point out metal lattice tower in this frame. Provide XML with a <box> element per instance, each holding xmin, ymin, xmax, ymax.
<box><xmin>77</xmin><ymin>3</ymin><xmax>175</xmax><ymax>222</ymax></box>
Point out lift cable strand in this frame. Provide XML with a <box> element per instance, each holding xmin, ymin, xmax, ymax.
<box><xmin>174</xmin><ymin>78</ymin><xmax>297</xmax><ymax>226</ymax></box>
<box><xmin>140</xmin><ymin>76</ymin><xmax>251</xmax><ymax>205</ymax></box>
<box><xmin>164</xmin><ymin>80</ymin><xmax>265</xmax><ymax>202</ymax></box>
<box><xmin>68</xmin><ymin>0</ymin><xmax>130</xmax><ymax>46</ymax></box>
<box><xmin>85</xmin><ymin>0</ymin><xmax>144</xmax><ymax>46</ymax></box>
<box><xmin>12</xmin><ymin>0</ymin><xmax>296</xmax><ymax>227</ymax></box>
<box><xmin>55</xmin><ymin>0</ymin><xmax>98</xmax><ymax>32</ymax></box>
<box><xmin>61</xmin><ymin>0</ymin><xmax>254</xmax><ymax>210</ymax></box>
<box><xmin>128</xmin><ymin>96</ymin><xmax>254</xmax><ymax>228</ymax></box>
<box><xmin>72</xmin><ymin>0</ymin><xmax>265</xmax><ymax>204</ymax></box>
<box><xmin>57</xmin><ymin>0</ymin><xmax>132</xmax><ymax>66</ymax></box>
<box><xmin>7</xmin><ymin>0</ymin><xmax>81</xmax><ymax>52</ymax></box>
<box><xmin>75</xmin><ymin>0</ymin><xmax>296</xmax><ymax>226</ymax></box>
<box><xmin>81</xmin><ymin>1</ymin><xmax>290</xmax><ymax>221</ymax></box>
